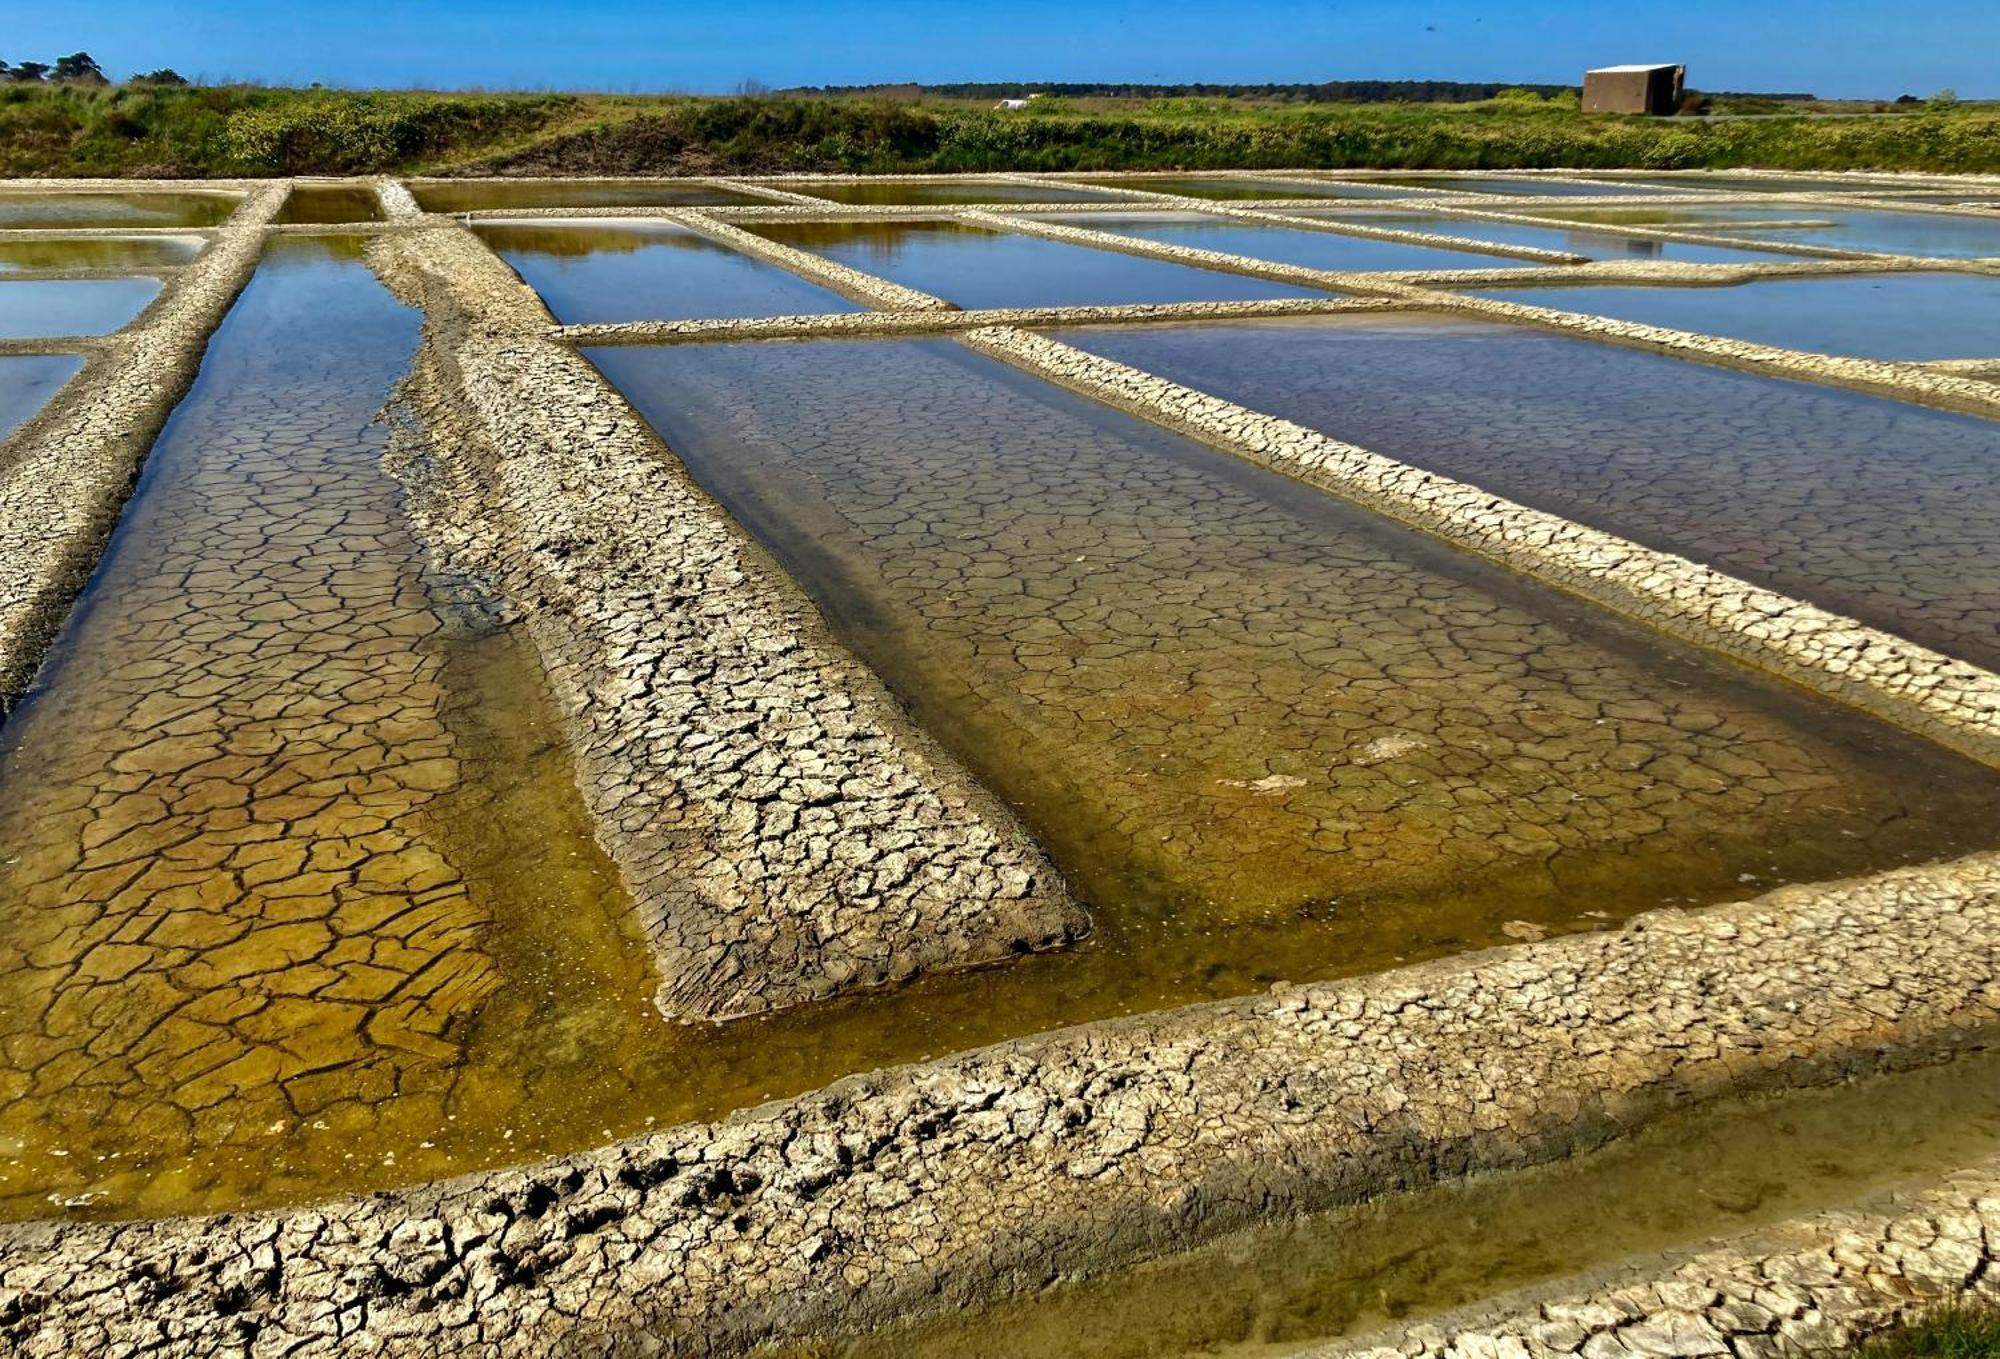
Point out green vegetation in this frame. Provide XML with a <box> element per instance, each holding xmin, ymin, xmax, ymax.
<box><xmin>0</xmin><ymin>84</ymin><xmax>573</xmax><ymax>176</ymax></box>
<box><xmin>1854</xmin><ymin>1308</ymin><xmax>2000</xmax><ymax>1358</ymax></box>
<box><xmin>1</xmin><ymin>83</ymin><xmax>1996</xmax><ymax>179</ymax></box>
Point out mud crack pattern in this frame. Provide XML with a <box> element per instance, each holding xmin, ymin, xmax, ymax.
<box><xmin>595</xmin><ymin>335</ymin><xmax>2000</xmax><ymax>929</ymax></box>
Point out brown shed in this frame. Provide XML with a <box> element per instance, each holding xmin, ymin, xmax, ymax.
<box><xmin>1583</xmin><ymin>63</ymin><xmax>1686</xmax><ymax>115</ymax></box>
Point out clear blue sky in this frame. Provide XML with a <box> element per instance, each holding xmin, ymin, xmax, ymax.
<box><xmin>11</xmin><ymin>1</ymin><xmax>1994</xmax><ymax>99</ymax></box>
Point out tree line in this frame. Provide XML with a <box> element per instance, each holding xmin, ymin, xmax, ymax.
<box><xmin>0</xmin><ymin>52</ymin><xmax>187</xmax><ymax>86</ymax></box>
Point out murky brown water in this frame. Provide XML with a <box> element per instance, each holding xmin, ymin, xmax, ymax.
<box><xmin>274</xmin><ymin>185</ymin><xmax>385</xmax><ymax>224</ymax></box>
<box><xmin>0</xmin><ymin>191</ymin><xmax>240</xmax><ymax>230</ymax></box>
<box><xmin>0</xmin><ymin>236</ymin><xmax>203</xmax><ymax>273</ymax></box>
<box><xmin>593</xmin><ymin>334</ymin><xmax>2000</xmax><ymax>951</ymax></box>
<box><xmin>770</xmin><ymin>1048</ymin><xmax>2000</xmax><ymax>1359</ymax></box>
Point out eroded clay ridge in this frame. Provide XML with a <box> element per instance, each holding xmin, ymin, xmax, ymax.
<box><xmin>4</xmin><ymin>851</ymin><xmax>1997</xmax><ymax>1356</ymax></box>
<box><xmin>1314</xmin><ymin>1153</ymin><xmax>2000</xmax><ymax>1359</ymax></box>
<box><xmin>366</xmin><ymin>224</ymin><xmax>1083</xmax><ymax>1022</ymax></box>
<box><xmin>0</xmin><ymin>184</ymin><xmax>281</xmax><ymax>707</ymax></box>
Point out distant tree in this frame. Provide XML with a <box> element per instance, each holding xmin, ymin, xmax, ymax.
<box><xmin>51</xmin><ymin>51</ymin><xmax>107</xmax><ymax>84</ymax></box>
<box><xmin>130</xmin><ymin>68</ymin><xmax>190</xmax><ymax>86</ymax></box>
<box><xmin>10</xmin><ymin>61</ymin><xmax>50</xmax><ymax>83</ymax></box>
<box><xmin>735</xmin><ymin>77</ymin><xmax>771</xmax><ymax>96</ymax></box>
<box><xmin>1930</xmin><ymin>88</ymin><xmax>1961</xmax><ymax>108</ymax></box>
<box><xmin>1895</xmin><ymin>93</ymin><xmax>1922</xmax><ymax>105</ymax></box>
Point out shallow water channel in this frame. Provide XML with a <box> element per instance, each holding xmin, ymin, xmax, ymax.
<box><xmin>772</xmin><ymin>1048</ymin><xmax>2000</xmax><ymax>1359</ymax></box>
<box><xmin>1058</xmin><ymin>313</ymin><xmax>2000</xmax><ymax>670</ymax></box>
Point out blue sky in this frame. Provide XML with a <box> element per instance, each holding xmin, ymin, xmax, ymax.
<box><xmin>9</xmin><ymin>1</ymin><xmax>1993</xmax><ymax>98</ymax></box>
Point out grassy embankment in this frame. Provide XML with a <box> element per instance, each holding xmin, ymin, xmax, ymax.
<box><xmin>1857</xmin><ymin>1308</ymin><xmax>2000</xmax><ymax>1358</ymax></box>
<box><xmin>3</xmin><ymin>84</ymin><xmax>1998</xmax><ymax>178</ymax></box>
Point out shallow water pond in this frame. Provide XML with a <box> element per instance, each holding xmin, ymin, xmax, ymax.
<box><xmin>752</xmin><ymin>219</ymin><xmax>1328</xmax><ymax>308</ymax></box>
<box><xmin>478</xmin><ymin>220</ymin><xmax>865</xmax><ymax>322</ymax></box>
<box><xmin>275</xmin><ymin>185</ymin><xmax>384</xmax><ymax>224</ymax></box>
<box><xmin>594</xmin><ymin>333</ymin><xmax>2000</xmax><ymax>984</ymax></box>
<box><xmin>790</xmin><ymin>179</ymin><xmax>1130</xmax><ymax>205</ymax></box>
<box><xmin>1366</xmin><ymin>175</ymin><xmax>1674</xmax><ymax>197</ymax></box>
<box><xmin>1052</xmin><ymin>213</ymin><xmax>1539</xmax><ymax>272</ymax></box>
<box><xmin>1076</xmin><ymin>176</ymin><xmax>1419</xmax><ymax>201</ymax></box>
<box><xmin>1316</xmin><ymin>210</ymin><xmax>1794</xmax><ymax>264</ymax></box>
<box><xmin>1476</xmin><ymin>272</ymin><xmax>2000</xmax><ymax>360</ymax></box>
<box><xmin>0</xmin><ymin>353</ymin><xmax>82</xmax><ymax>440</ymax></box>
<box><xmin>0</xmin><ymin>191</ymin><xmax>239</xmax><ymax>229</ymax></box>
<box><xmin>410</xmin><ymin>179</ymin><xmax>767</xmax><ymax>212</ymax></box>
<box><xmin>0</xmin><ymin>277</ymin><xmax>162</xmax><ymax>338</ymax></box>
<box><xmin>1703</xmin><ymin>207</ymin><xmax>2000</xmax><ymax>258</ymax></box>
<box><xmin>784</xmin><ymin>1049</ymin><xmax>2000</xmax><ymax>1359</ymax></box>
<box><xmin>0</xmin><ymin>236</ymin><xmax>203</xmax><ymax>273</ymax></box>
<box><xmin>1057</xmin><ymin>313</ymin><xmax>2000</xmax><ymax>668</ymax></box>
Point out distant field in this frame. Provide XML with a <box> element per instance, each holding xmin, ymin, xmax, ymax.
<box><xmin>3</xmin><ymin>83</ymin><xmax>1998</xmax><ymax>178</ymax></box>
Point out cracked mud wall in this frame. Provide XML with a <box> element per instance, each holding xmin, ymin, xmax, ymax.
<box><xmin>365</xmin><ymin>226</ymin><xmax>1084</xmax><ymax>1023</ymax></box>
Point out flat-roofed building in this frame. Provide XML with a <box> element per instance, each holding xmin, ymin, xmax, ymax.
<box><xmin>1584</xmin><ymin>63</ymin><xmax>1686</xmax><ymax>115</ymax></box>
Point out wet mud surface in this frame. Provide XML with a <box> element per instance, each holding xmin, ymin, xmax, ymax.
<box><xmin>1059</xmin><ymin>314</ymin><xmax>2000</xmax><ymax>670</ymax></box>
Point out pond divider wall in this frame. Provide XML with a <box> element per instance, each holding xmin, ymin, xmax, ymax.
<box><xmin>365</xmin><ymin>224</ymin><xmax>1083</xmax><ymax>1023</ymax></box>
<box><xmin>4</xmin><ymin>850</ymin><xmax>1998</xmax><ymax>1354</ymax></box>
<box><xmin>0</xmin><ymin>184</ymin><xmax>284</xmax><ymax>709</ymax></box>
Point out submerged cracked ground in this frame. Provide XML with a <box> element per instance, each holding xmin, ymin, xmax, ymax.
<box><xmin>0</xmin><ymin>167</ymin><xmax>1999</xmax><ymax>1356</ymax></box>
